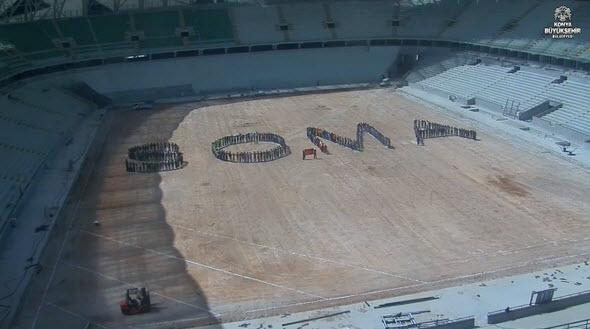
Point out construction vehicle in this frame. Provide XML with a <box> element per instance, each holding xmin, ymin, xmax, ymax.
<box><xmin>120</xmin><ymin>288</ymin><xmax>151</xmax><ymax>315</ymax></box>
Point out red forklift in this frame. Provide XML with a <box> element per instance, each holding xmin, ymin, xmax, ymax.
<box><xmin>120</xmin><ymin>287</ymin><xmax>151</xmax><ymax>315</ymax></box>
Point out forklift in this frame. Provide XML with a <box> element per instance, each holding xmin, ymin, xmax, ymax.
<box><xmin>120</xmin><ymin>287</ymin><xmax>151</xmax><ymax>315</ymax></box>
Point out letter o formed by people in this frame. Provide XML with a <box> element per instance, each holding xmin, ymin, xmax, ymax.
<box><xmin>126</xmin><ymin>141</ymin><xmax>186</xmax><ymax>173</ymax></box>
<box><xmin>211</xmin><ymin>132</ymin><xmax>291</xmax><ymax>163</ymax></box>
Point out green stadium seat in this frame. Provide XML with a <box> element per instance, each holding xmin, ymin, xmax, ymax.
<box><xmin>140</xmin><ymin>38</ymin><xmax>182</xmax><ymax>49</ymax></box>
<box><xmin>88</xmin><ymin>14</ymin><xmax>130</xmax><ymax>44</ymax></box>
<box><xmin>101</xmin><ymin>43</ymin><xmax>133</xmax><ymax>52</ymax></box>
<box><xmin>74</xmin><ymin>45</ymin><xmax>103</xmax><ymax>57</ymax></box>
<box><xmin>133</xmin><ymin>9</ymin><xmax>182</xmax><ymax>50</ymax></box>
<box><xmin>134</xmin><ymin>10</ymin><xmax>179</xmax><ymax>38</ymax></box>
<box><xmin>0</xmin><ymin>21</ymin><xmax>56</xmax><ymax>53</ymax></box>
<box><xmin>182</xmin><ymin>8</ymin><xmax>233</xmax><ymax>41</ymax></box>
<box><xmin>24</xmin><ymin>50</ymin><xmax>66</xmax><ymax>61</ymax></box>
<box><xmin>36</xmin><ymin>20</ymin><xmax>60</xmax><ymax>40</ymax></box>
<box><xmin>0</xmin><ymin>8</ymin><xmax>234</xmax><ymax>60</ymax></box>
<box><xmin>56</xmin><ymin>17</ymin><xmax>95</xmax><ymax>45</ymax></box>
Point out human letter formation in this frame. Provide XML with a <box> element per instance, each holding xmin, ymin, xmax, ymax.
<box><xmin>413</xmin><ymin>120</ymin><xmax>477</xmax><ymax>146</ymax></box>
<box><xmin>212</xmin><ymin>132</ymin><xmax>291</xmax><ymax>163</ymax></box>
<box><xmin>356</xmin><ymin>122</ymin><xmax>394</xmax><ymax>151</ymax></box>
<box><xmin>307</xmin><ymin>123</ymin><xmax>392</xmax><ymax>154</ymax></box>
<box><xmin>126</xmin><ymin>141</ymin><xmax>185</xmax><ymax>173</ymax></box>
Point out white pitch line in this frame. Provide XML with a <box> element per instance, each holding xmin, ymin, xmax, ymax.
<box><xmin>347</xmin><ymin>250</ymin><xmax>590</xmax><ymax>301</ymax></box>
<box><xmin>80</xmin><ymin>229</ymin><xmax>325</xmax><ymax>300</ymax></box>
<box><xmin>49</xmin><ymin>241</ymin><xmax>590</xmax><ymax>326</ymax></box>
<box><xmin>46</xmin><ymin>302</ymin><xmax>108</xmax><ymax>329</ymax></box>
<box><xmin>81</xmin><ymin>220</ymin><xmax>590</xmax><ymax>324</ymax></box>
<box><xmin>29</xmin><ymin>130</ymin><xmax>106</xmax><ymax>329</ymax></box>
<box><xmin>126</xmin><ymin>315</ymin><xmax>217</xmax><ymax>329</ymax></box>
<box><xmin>170</xmin><ymin>223</ymin><xmax>425</xmax><ymax>284</ymax></box>
<box><xmin>31</xmin><ymin>178</ymin><xmax>90</xmax><ymax>329</ymax></box>
<box><xmin>30</xmin><ymin>227</ymin><xmax>73</xmax><ymax>329</ymax></box>
<box><xmin>244</xmin><ymin>248</ymin><xmax>590</xmax><ymax>316</ymax></box>
<box><xmin>63</xmin><ymin>262</ymin><xmax>221</xmax><ymax>316</ymax></box>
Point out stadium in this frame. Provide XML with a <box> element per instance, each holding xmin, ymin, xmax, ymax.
<box><xmin>0</xmin><ymin>0</ymin><xmax>589</xmax><ymax>328</ymax></box>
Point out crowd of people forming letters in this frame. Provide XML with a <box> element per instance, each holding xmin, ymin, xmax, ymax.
<box><xmin>413</xmin><ymin>119</ymin><xmax>477</xmax><ymax>145</ymax></box>
<box><xmin>125</xmin><ymin>141</ymin><xmax>185</xmax><ymax>172</ymax></box>
<box><xmin>307</xmin><ymin>122</ymin><xmax>393</xmax><ymax>154</ymax></box>
<box><xmin>126</xmin><ymin>120</ymin><xmax>477</xmax><ymax>171</ymax></box>
<box><xmin>211</xmin><ymin>132</ymin><xmax>291</xmax><ymax>163</ymax></box>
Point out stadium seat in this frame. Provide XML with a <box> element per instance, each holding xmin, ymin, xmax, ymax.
<box><xmin>280</xmin><ymin>2</ymin><xmax>331</xmax><ymax>41</ymax></box>
<box><xmin>57</xmin><ymin>17</ymin><xmax>96</xmax><ymax>45</ymax></box>
<box><xmin>182</xmin><ymin>8</ymin><xmax>233</xmax><ymax>42</ymax></box>
<box><xmin>88</xmin><ymin>14</ymin><xmax>130</xmax><ymax>44</ymax></box>
<box><xmin>0</xmin><ymin>21</ymin><xmax>57</xmax><ymax>53</ymax></box>
<box><xmin>0</xmin><ymin>88</ymin><xmax>96</xmax><ymax>229</ymax></box>
<box><xmin>229</xmin><ymin>5</ymin><xmax>282</xmax><ymax>44</ymax></box>
<box><xmin>134</xmin><ymin>10</ymin><xmax>183</xmax><ymax>49</ymax></box>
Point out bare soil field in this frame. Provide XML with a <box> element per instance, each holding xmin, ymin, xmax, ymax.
<box><xmin>16</xmin><ymin>89</ymin><xmax>590</xmax><ymax>329</ymax></box>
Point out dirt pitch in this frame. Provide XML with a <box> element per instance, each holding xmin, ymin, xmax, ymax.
<box><xmin>16</xmin><ymin>89</ymin><xmax>590</xmax><ymax>329</ymax></box>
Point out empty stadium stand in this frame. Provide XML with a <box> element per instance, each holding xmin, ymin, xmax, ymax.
<box><xmin>329</xmin><ymin>0</ymin><xmax>393</xmax><ymax>39</ymax></box>
<box><xmin>414</xmin><ymin>61</ymin><xmax>590</xmax><ymax>138</ymax></box>
<box><xmin>0</xmin><ymin>6</ymin><xmax>235</xmax><ymax>79</ymax></box>
<box><xmin>398</xmin><ymin>1</ymin><xmax>456</xmax><ymax>38</ymax></box>
<box><xmin>135</xmin><ymin>10</ymin><xmax>183</xmax><ymax>49</ymax></box>
<box><xmin>540</xmin><ymin>79</ymin><xmax>590</xmax><ymax>136</ymax></box>
<box><xmin>0</xmin><ymin>0</ymin><xmax>588</xmax><ymax>86</ymax></box>
<box><xmin>416</xmin><ymin>64</ymin><xmax>511</xmax><ymax>100</ymax></box>
<box><xmin>439</xmin><ymin>0</ymin><xmax>533</xmax><ymax>43</ymax></box>
<box><xmin>475</xmin><ymin>69</ymin><xmax>557</xmax><ymax>109</ymax></box>
<box><xmin>182</xmin><ymin>8</ymin><xmax>233</xmax><ymax>43</ymax></box>
<box><xmin>280</xmin><ymin>2</ymin><xmax>332</xmax><ymax>41</ymax></box>
<box><xmin>57</xmin><ymin>17</ymin><xmax>96</xmax><ymax>46</ymax></box>
<box><xmin>87</xmin><ymin>14</ymin><xmax>131</xmax><ymax>44</ymax></box>
<box><xmin>230</xmin><ymin>5</ymin><xmax>286</xmax><ymax>43</ymax></box>
<box><xmin>485</xmin><ymin>1</ymin><xmax>553</xmax><ymax>49</ymax></box>
<box><xmin>0</xmin><ymin>87</ymin><xmax>96</xmax><ymax>233</ymax></box>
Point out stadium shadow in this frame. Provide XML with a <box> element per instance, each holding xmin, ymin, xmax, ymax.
<box><xmin>63</xmin><ymin>104</ymin><xmax>222</xmax><ymax>328</ymax></box>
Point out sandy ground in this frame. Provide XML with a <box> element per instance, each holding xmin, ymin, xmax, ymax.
<box><xmin>15</xmin><ymin>89</ymin><xmax>590</xmax><ymax>329</ymax></box>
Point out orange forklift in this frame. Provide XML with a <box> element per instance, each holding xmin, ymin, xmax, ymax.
<box><xmin>120</xmin><ymin>287</ymin><xmax>151</xmax><ymax>315</ymax></box>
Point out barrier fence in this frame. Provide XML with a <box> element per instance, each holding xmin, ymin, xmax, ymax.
<box><xmin>488</xmin><ymin>290</ymin><xmax>590</xmax><ymax>324</ymax></box>
<box><xmin>541</xmin><ymin>318</ymin><xmax>590</xmax><ymax>329</ymax></box>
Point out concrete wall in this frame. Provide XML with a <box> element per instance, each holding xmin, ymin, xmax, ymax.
<box><xmin>518</xmin><ymin>100</ymin><xmax>560</xmax><ymax>121</ymax></box>
<box><xmin>43</xmin><ymin>46</ymin><xmax>400</xmax><ymax>98</ymax></box>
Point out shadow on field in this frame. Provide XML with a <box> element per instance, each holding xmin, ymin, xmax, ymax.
<box><xmin>51</xmin><ymin>104</ymin><xmax>222</xmax><ymax>329</ymax></box>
